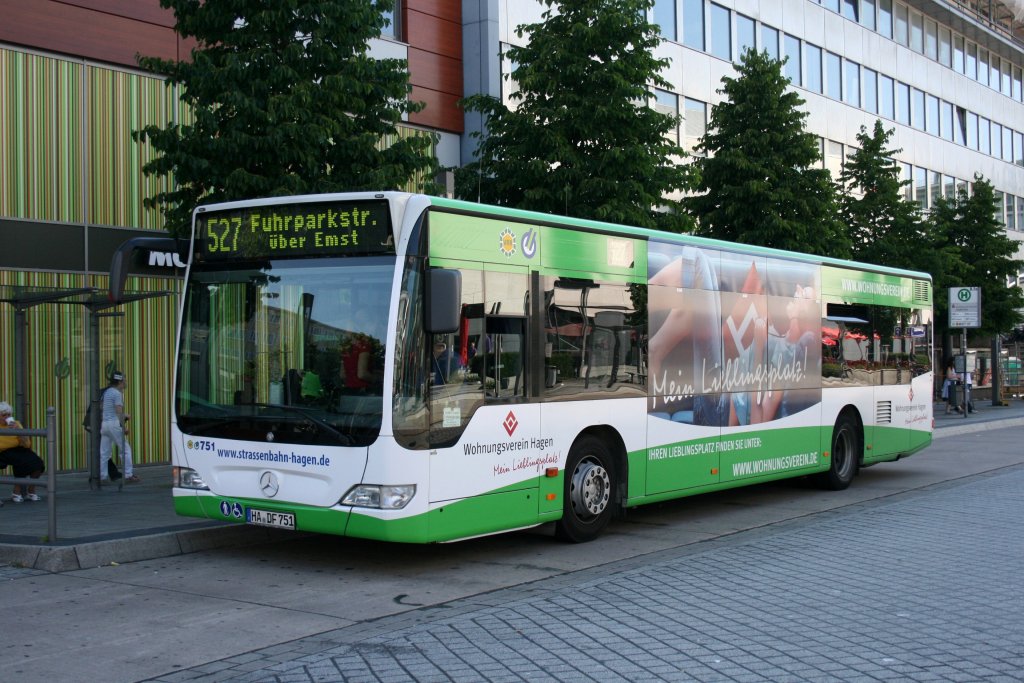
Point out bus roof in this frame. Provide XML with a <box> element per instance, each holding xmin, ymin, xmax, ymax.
<box><xmin>427</xmin><ymin>195</ymin><xmax>932</xmax><ymax>282</ymax></box>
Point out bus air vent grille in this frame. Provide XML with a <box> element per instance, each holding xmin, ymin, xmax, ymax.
<box><xmin>913</xmin><ymin>280</ymin><xmax>931</xmax><ymax>303</ymax></box>
<box><xmin>876</xmin><ymin>401</ymin><xmax>892</xmax><ymax>424</ymax></box>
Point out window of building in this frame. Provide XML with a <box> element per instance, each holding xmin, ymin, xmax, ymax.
<box><xmin>381</xmin><ymin>2</ymin><xmax>402</xmax><ymax>39</ymax></box>
<box><xmin>896</xmin><ymin>82</ymin><xmax>910</xmax><ymax>125</ymax></box>
<box><xmin>943</xmin><ymin>175</ymin><xmax>956</xmax><ymax>199</ymax></box>
<box><xmin>683</xmin><ymin>0</ymin><xmax>705</xmax><ymax>51</ymax></box>
<box><xmin>929</xmin><ymin>170</ymin><xmax>941</xmax><ymax>207</ymax></box>
<box><xmin>993</xmin><ymin>191</ymin><xmax>1005</xmax><ymax>226</ymax></box>
<box><xmin>978</xmin><ymin>49</ymin><xmax>989</xmax><ymax>87</ymax></box>
<box><xmin>967</xmin><ymin>112</ymin><xmax>978</xmax><ymax>150</ymax></box>
<box><xmin>863</xmin><ymin>67</ymin><xmax>877</xmax><ymax>113</ymax></box>
<box><xmin>827</xmin><ymin>51</ymin><xmax>843</xmax><ymax>100</ymax></box>
<box><xmin>924</xmin><ymin>19</ymin><xmax>937</xmax><ymax>60</ymax></box>
<box><xmin>844</xmin><ymin>60</ymin><xmax>860</xmax><ymax>106</ymax></box>
<box><xmin>861</xmin><ymin>0</ymin><xmax>876</xmax><ymax>30</ymax></box>
<box><xmin>991</xmin><ymin>121</ymin><xmax>1002</xmax><ymax>159</ymax></box>
<box><xmin>909</xmin><ymin>10</ymin><xmax>923</xmax><ymax>53</ymax></box>
<box><xmin>824</xmin><ymin>0</ymin><xmax>840</xmax><ymax>12</ymax></box>
<box><xmin>1002</xmin><ymin>125</ymin><xmax>1012</xmax><ymax>162</ymax></box>
<box><xmin>938</xmin><ymin>26</ymin><xmax>951</xmax><ymax>67</ymax></box>
<box><xmin>710</xmin><ymin>3</ymin><xmax>731</xmax><ymax>60</ymax></box>
<box><xmin>785</xmin><ymin>34</ymin><xmax>802</xmax><ymax>85</ymax></box>
<box><xmin>806</xmin><ymin>43</ymin><xmax>823</xmax><ymax>94</ymax></box>
<box><xmin>1001</xmin><ymin>60</ymin><xmax>1011</xmax><ymax>97</ymax></box>
<box><xmin>654</xmin><ymin>0</ymin><xmax>676</xmax><ymax>41</ymax></box>
<box><xmin>825</xmin><ymin>140</ymin><xmax>844</xmax><ymax>180</ymax></box>
<box><xmin>954</xmin><ymin>106</ymin><xmax>967</xmax><ymax>145</ymax></box>
<box><xmin>1008</xmin><ymin>195</ymin><xmax>1017</xmax><ymax>231</ymax></box>
<box><xmin>957</xmin><ymin>178</ymin><xmax>969</xmax><ymax>196</ymax></box>
<box><xmin>1015</xmin><ymin>131</ymin><xmax>1023</xmax><ymax>166</ymax></box>
<box><xmin>654</xmin><ymin>89</ymin><xmax>679</xmax><ymax>144</ymax></box>
<box><xmin>925</xmin><ymin>94</ymin><xmax>938</xmax><ymax>135</ymax></box>
<box><xmin>894</xmin><ymin>3</ymin><xmax>908</xmax><ymax>46</ymax></box>
<box><xmin>880</xmin><ymin>74</ymin><xmax>895</xmax><ymax>119</ymax></box>
<box><xmin>966</xmin><ymin>42</ymin><xmax>977</xmax><ymax>80</ymax></box>
<box><xmin>737</xmin><ymin>14</ymin><xmax>756</xmax><ymax>58</ymax></box>
<box><xmin>1014</xmin><ymin>67</ymin><xmax>1022</xmax><ymax>102</ymax></box>
<box><xmin>939</xmin><ymin>100</ymin><xmax>952</xmax><ymax>140</ymax></box>
<box><xmin>1018</xmin><ymin>196</ymin><xmax>1024</xmax><ymax>231</ymax></box>
<box><xmin>979</xmin><ymin>116</ymin><xmax>990</xmax><ymax>155</ymax></box>
<box><xmin>762</xmin><ymin>25</ymin><xmax>779</xmax><ymax>61</ymax></box>
<box><xmin>841</xmin><ymin>0</ymin><xmax>858</xmax><ymax>21</ymax></box>
<box><xmin>953</xmin><ymin>35</ymin><xmax>965</xmax><ymax>74</ymax></box>
<box><xmin>911</xmin><ymin>88</ymin><xmax>924</xmax><ymax>130</ymax></box>
<box><xmin>684</xmin><ymin>98</ymin><xmax>707</xmax><ymax>155</ymax></box>
<box><xmin>991</xmin><ymin>55</ymin><xmax>1002</xmax><ymax>92</ymax></box>
<box><xmin>878</xmin><ymin>0</ymin><xmax>893</xmax><ymax>38</ymax></box>
<box><xmin>914</xmin><ymin>166</ymin><xmax>927</xmax><ymax>209</ymax></box>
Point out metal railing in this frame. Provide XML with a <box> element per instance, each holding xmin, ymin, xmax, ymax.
<box><xmin>0</xmin><ymin>407</ymin><xmax>58</xmax><ymax>540</ymax></box>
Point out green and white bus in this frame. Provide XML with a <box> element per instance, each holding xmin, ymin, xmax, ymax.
<box><xmin>171</xmin><ymin>192</ymin><xmax>934</xmax><ymax>543</ymax></box>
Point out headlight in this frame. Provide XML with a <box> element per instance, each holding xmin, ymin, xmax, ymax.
<box><xmin>173</xmin><ymin>466</ymin><xmax>209</xmax><ymax>490</ymax></box>
<box><xmin>342</xmin><ymin>484</ymin><xmax>415</xmax><ymax>510</ymax></box>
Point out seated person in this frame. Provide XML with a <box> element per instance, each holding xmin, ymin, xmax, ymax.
<box><xmin>0</xmin><ymin>401</ymin><xmax>45</xmax><ymax>503</ymax></box>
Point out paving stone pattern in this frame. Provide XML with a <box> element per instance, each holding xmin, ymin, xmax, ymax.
<box><xmin>150</xmin><ymin>466</ymin><xmax>1024</xmax><ymax>682</ymax></box>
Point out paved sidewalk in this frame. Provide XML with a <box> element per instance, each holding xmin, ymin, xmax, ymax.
<box><xmin>148</xmin><ymin>451</ymin><xmax>1024</xmax><ymax>682</ymax></box>
<box><xmin>2</xmin><ymin>397</ymin><xmax>1023</xmax><ymax>572</ymax></box>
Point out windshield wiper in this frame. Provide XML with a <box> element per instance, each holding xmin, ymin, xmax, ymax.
<box><xmin>241</xmin><ymin>402</ymin><xmax>355</xmax><ymax>446</ymax></box>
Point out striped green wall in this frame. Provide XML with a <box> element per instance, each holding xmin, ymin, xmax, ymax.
<box><xmin>0</xmin><ymin>49</ymin><xmax>83</xmax><ymax>222</ymax></box>
<box><xmin>1</xmin><ymin>47</ymin><xmax>175</xmax><ymax>230</ymax></box>
<box><xmin>0</xmin><ymin>270</ymin><xmax>180</xmax><ymax>471</ymax></box>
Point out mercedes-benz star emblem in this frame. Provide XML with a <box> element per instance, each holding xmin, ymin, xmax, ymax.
<box><xmin>259</xmin><ymin>471</ymin><xmax>280</xmax><ymax>498</ymax></box>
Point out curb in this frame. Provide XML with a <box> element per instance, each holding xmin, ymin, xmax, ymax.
<box><xmin>0</xmin><ymin>524</ymin><xmax>299</xmax><ymax>572</ymax></box>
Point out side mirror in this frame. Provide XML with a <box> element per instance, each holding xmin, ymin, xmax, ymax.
<box><xmin>425</xmin><ymin>268</ymin><xmax>461</xmax><ymax>334</ymax></box>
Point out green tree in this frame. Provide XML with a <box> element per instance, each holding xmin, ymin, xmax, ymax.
<box><xmin>135</xmin><ymin>0</ymin><xmax>436</xmax><ymax>235</ymax></box>
<box><xmin>687</xmin><ymin>50</ymin><xmax>848</xmax><ymax>257</ymax></box>
<box><xmin>838</xmin><ymin>120</ymin><xmax>932</xmax><ymax>272</ymax></box>
<box><xmin>929</xmin><ymin>176</ymin><xmax>1023</xmax><ymax>337</ymax></box>
<box><xmin>457</xmin><ymin>0</ymin><xmax>691</xmax><ymax>231</ymax></box>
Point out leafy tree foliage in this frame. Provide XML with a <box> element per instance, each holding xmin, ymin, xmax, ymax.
<box><xmin>839</xmin><ymin>121</ymin><xmax>936</xmax><ymax>272</ymax></box>
<box><xmin>457</xmin><ymin>0</ymin><xmax>691</xmax><ymax>231</ymax></box>
<box><xmin>135</xmin><ymin>0</ymin><xmax>436</xmax><ymax>235</ymax></box>
<box><xmin>928</xmin><ymin>176</ymin><xmax>1023</xmax><ymax>336</ymax></box>
<box><xmin>687</xmin><ymin>50</ymin><xmax>848</xmax><ymax>258</ymax></box>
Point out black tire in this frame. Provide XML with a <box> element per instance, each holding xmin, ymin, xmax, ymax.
<box><xmin>816</xmin><ymin>413</ymin><xmax>860</xmax><ymax>490</ymax></box>
<box><xmin>554</xmin><ymin>435</ymin><xmax>616</xmax><ymax>543</ymax></box>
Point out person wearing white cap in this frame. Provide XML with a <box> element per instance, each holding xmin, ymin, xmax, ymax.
<box><xmin>0</xmin><ymin>400</ymin><xmax>45</xmax><ymax>502</ymax></box>
<box><xmin>99</xmin><ymin>371</ymin><xmax>140</xmax><ymax>483</ymax></box>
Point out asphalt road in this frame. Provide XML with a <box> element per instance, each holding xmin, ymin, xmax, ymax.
<box><xmin>1</xmin><ymin>421</ymin><xmax>1022</xmax><ymax>682</ymax></box>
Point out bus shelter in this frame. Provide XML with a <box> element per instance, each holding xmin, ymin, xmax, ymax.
<box><xmin>0</xmin><ymin>285</ymin><xmax>170</xmax><ymax>485</ymax></box>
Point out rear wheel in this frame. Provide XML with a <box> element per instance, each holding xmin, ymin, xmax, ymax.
<box><xmin>816</xmin><ymin>413</ymin><xmax>860</xmax><ymax>490</ymax></box>
<box><xmin>554</xmin><ymin>436</ymin><xmax>616</xmax><ymax>543</ymax></box>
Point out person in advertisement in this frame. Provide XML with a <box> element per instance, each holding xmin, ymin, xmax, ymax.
<box><xmin>0</xmin><ymin>400</ymin><xmax>46</xmax><ymax>503</ymax></box>
<box><xmin>100</xmin><ymin>371</ymin><xmax>140</xmax><ymax>483</ymax></box>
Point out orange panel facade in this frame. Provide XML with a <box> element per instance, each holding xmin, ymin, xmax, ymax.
<box><xmin>406</xmin><ymin>0</ymin><xmax>463</xmax><ymax>133</ymax></box>
<box><xmin>0</xmin><ymin>0</ymin><xmax>184</xmax><ymax>66</ymax></box>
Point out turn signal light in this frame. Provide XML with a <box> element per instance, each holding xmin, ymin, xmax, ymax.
<box><xmin>545</xmin><ymin>467</ymin><xmax>559</xmax><ymax>478</ymax></box>
<box><xmin>546</xmin><ymin>493</ymin><xmax>557</xmax><ymax>501</ymax></box>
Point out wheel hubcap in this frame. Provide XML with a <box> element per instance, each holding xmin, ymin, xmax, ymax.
<box><xmin>570</xmin><ymin>458</ymin><xmax>611</xmax><ymax>520</ymax></box>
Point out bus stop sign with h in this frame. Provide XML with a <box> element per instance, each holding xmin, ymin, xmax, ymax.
<box><xmin>949</xmin><ymin>287</ymin><xmax>981</xmax><ymax>418</ymax></box>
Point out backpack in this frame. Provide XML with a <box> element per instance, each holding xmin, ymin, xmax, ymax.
<box><xmin>83</xmin><ymin>388</ymin><xmax>108</xmax><ymax>433</ymax></box>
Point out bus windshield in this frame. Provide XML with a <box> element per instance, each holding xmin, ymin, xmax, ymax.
<box><xmin>175</xmin><ymin>256</ymin><xmax>394</xmax><ymax>447</ymax></box>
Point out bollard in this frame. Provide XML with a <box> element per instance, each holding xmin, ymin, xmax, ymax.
<box><xmin>46</xmin><ymin>407</ymin><xmax>57</xmax><ymax>541</ymax></box>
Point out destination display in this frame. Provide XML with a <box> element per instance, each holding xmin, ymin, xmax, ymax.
<box><xmin>195</xmin><ymin>199</ymin><xmax>393</xmax><ymax>261</ymax></box>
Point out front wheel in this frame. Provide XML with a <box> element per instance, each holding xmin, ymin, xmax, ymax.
<box><xmin>554</xmin><ymin>436</ymin><xmax>616</xmax><ymax>543</ymax></box>
<box><xmin>816</xmin><ymin>413</ymin><xmax>860</xmax><ymax>490</ymax></box>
